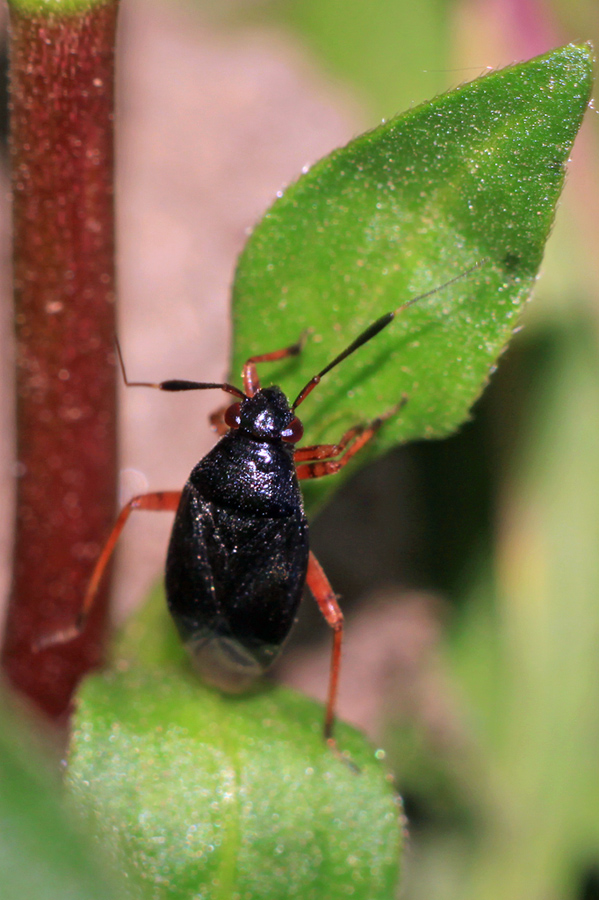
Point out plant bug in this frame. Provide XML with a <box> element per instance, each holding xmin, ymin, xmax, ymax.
<box><xmin>40</xmin><ymin>265</ymin><xmax>482</xmax><ymax>751</ymax></box>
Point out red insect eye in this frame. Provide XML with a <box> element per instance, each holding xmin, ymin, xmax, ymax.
<box><xmin>224</xmin><ymin>402</ymin><xmax>241</xmax><ymax>428</ymax></box>
<box><xmin>282</xmin><ymin>416</ymin><xmax>303</xmax><ymax>443</ymax></box>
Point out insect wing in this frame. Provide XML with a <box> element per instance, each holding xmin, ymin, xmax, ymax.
<box><xmin>165</xmin><ymin>482</ymin><xmax>309</xmax><ymax>692</ymax></box>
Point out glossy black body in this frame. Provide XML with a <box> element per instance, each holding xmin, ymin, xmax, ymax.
<box><xmin>165</xmin><ymin>386</ymin><xmax>309</xmax><ymax>691</ymax></box>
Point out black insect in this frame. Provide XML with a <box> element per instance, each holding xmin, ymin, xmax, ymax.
<box><xmin>41</xmin><ymin>267</ymin><xmax>477</xmax><ymax>748</ymax></box>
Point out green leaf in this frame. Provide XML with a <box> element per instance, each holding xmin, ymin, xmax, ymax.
<box><xmin>0</xmin><ymin>694</ymin><xmax>131</xmax><ymax>900</ymax></box>
<box><xmin>231</xmin><ymin>44</ymin><xmax>593</xmax><ymax>510</ymax></box>
<box><xmin>68</xmin><ymin>666</ymin><xmax>402</xmax><ymax>900</ymax></box>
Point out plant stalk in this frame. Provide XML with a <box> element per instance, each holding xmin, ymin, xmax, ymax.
<box><xmin>1</xmin><ymin>0</ymin><xmax>120</xmax><ymax>721</ymax></box>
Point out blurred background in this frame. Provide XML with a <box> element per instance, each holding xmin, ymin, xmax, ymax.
<box><xmin>0</xmin><ymin>0</ymin><xmax>598</xmax><ymax>898</ymax></box>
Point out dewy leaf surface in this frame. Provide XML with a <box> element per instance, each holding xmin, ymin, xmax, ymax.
<box><xmin>68</xmin><ymin>666</ymin><xmax>402</xmax><ymax>900</ymax></box>
<box><xmin>0</xmin><ymin>696</ymin><xmax>131</xmax><ymax>900</ymax></box>
<box><xmin>231</xmin><ymin>44</ymin><xmax>593</xmax><ymax>506</ymax></box>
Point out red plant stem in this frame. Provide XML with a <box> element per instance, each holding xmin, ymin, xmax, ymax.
<box><xmin>1</xmin><ymin>1</ymin><xmax>119</xmax><ymax>721</ymax></box>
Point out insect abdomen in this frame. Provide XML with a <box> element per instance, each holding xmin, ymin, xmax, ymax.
<box><xmin>165</xmin><ymin>457</ymin><xmax>309</xmax><ymax>692</ymax></box>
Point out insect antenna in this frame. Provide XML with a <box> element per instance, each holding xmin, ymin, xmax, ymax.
<box><xmin>292</xmin><ymin>260</ymin><xmax>485</xmax><ymax>409</ymax></box>
<box><xmin>115</xmin><ymin>338</ymin><xmax>246</xmax><ymax>400</ymax></box>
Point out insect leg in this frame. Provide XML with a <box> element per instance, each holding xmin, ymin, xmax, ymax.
<box><xmin>36</xmin><ymin>491</ymin><xmax>181</xmax><ymax>651</ymax></box>
<box><xmin>296</xmin><ymin>396</ymin><xmax>407</xmax><ymax>480</ymax></box>
<box><xmin>293</xmin><ymin>423</ymin><xmax>368</xmax><ymax>462</ymax></box>
<box><xmin>242</xmin><ymin>333</ymin><xmax>307</xmax><ymax>397</ymax></box>
<box><xmin>306</xmin><ymin>551</ymin><xmax>344</xmax><ymax>746</ymax></box>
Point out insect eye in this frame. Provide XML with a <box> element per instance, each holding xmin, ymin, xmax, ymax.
<box><xmin>282</xmin><ymin>416</ymin><xmax>303</xmax><ymax>443</ymax></box>
<box><xmin>224</xmin><ymin>402</ymin><xmax>242</xmax><ymax>428</ymax></box>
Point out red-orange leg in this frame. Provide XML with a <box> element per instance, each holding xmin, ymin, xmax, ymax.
<box><xmin>306</xmin><ymin>552</ymin><xmax>343</xmax><ymax>746</ymax></box>
<box><xmin>242</xmin><ymin>334</ymin><xmax>307</xmax><ymax>397</ymax></box>
<box><xmin>296</xmin><ymin>396</ymin><xmax>407</xmax><ymax>480</ymax></box>
<box><xmin>293</xmin><ymin>423</ymin><xmax>368</xmax><ymax>463</ymax></box>
<box><xmin>35</xmin><ymin>491</ymin><xmax>181</xmax><ymax>651</ymax></box>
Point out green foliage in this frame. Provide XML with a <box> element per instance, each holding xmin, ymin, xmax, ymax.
<box><xmin>393</xmin><ymin>315</ymin><xmax>599</xmax><ymax>900</ymax></box>
<box><xmin>440</xmin><ymin>318</ymin><xmax>599</xmax><ymax>900</ymax></box>
<box><xmin>68</xmin><ymin>667</ymin><xmax>402</xmax><ymax>900</ymax></box>
<box><xmin>244</xmin><ymin>0</ymin><xmax>453</xmax><ymax>118</ymax></box>
<box><xmin>231</xmin><ymin>44</ymin><xmax>593</xmax><ymax>510</ymax></box>
<box><xmin>66</xmin><ymin>44</ymin><xmax>593</xmax><ymax>900</ymax></box>
<box><xmin>67</xmin><ymin>588</ymin><xmax>402</xmax><ymax>899</ymax></box>
<box><xmin>0</xmin><ymin>696</ymin><xmax>130</xmax><ymax>900</ymax></box>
